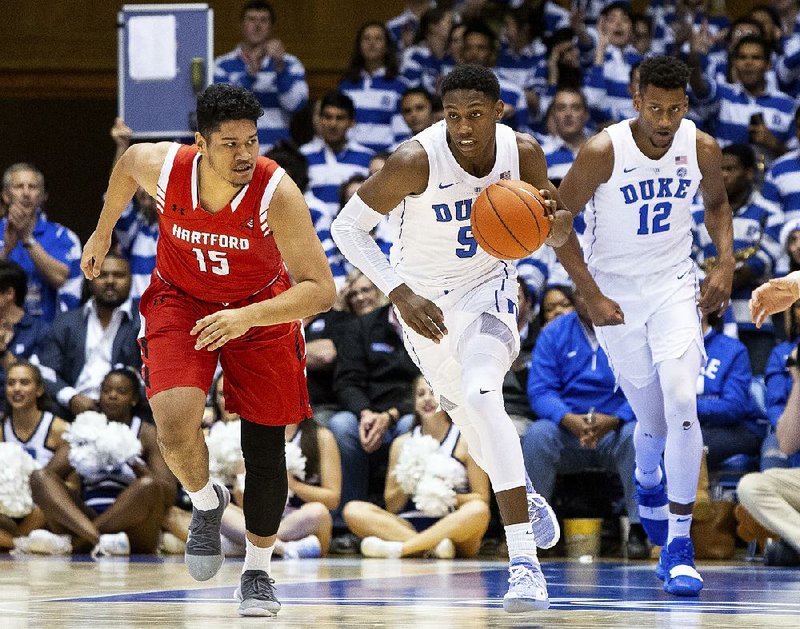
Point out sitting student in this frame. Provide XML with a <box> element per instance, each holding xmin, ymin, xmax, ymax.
<box><xmin>697</xmin><ymin>311</ymin><xmax>765</xmax><ymax>470</ymax></box>
<box><xmin>738</xmin><ymin>341</ymin><xmax>800</xmax><ymax>566</ymax></box>
<box><xmin>0</xmin><ymin>361</ymin><xmax>69</xmax><ymax>550</ymax></box>
<box><xmin>522</xmin><ymin>287</ymin><xmax>648</xmax><ymax>558</ymax></box>
<box><xmin>30</xmin><ymin>368</ymin><xmax>175</xmax><ymax>555</ymax></box>
<box><xmin>343</xmin><ymin>375</ymin><xmax>490</xmax><ymax>559</ymax></box>
<box><xmin>762</xmin><ymin>299</ymin><xmax>800</xmax><ymax>470</ymax></box>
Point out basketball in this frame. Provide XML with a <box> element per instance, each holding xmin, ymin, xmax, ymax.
<box><xmin>470</xmin><ymin>180</ymin><xmax>551</xmax><ymax>260</ymax></box>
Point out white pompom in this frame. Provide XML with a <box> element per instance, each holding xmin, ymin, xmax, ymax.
<box><xmin>65</xmin><ymin>412</ymin><xmax>142</xmax><ymax>477</ymax></box>
<box><xmin>412</xmin><ymin>451</ymin><xmax>462</xmax><ymax>517</ymax></box>
<box><xmin>392</xmin><ymin>434</ymin><xmax>440</xmax><ymax>494</ymax></box>
<box><xmin>0</xmin><ymin>442</ymin><xmax>40</xmax><ymax>517</ymax></box>
<box><xmin>206</xmin><ymin>421</ymin><xmax>243</xmax><ymax>488</ymax></box>
<box><xmin>284</xmin><ymin>440</ymin><xmax>307</xmax><ymax>501</ymax></box>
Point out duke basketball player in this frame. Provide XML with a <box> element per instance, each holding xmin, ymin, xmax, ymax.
<box><xmin>333</xmin><ymin>64</ymin><xmax>614</xmax><ymax>614</ymax></box>
<box><xmin>556</xmin><ymin>55</ymin><xmax>735</xmax><ymax>596</ymax></box>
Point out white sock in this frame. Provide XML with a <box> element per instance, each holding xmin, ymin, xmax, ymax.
<box><xmin>505</xmin><ymin>522</ymin><xmax>537</xmax><ymax>562</ymax></box>
<box><xmin>243</xmin><ymin>537</ymin><xmax>274</xmax><ymax>574</ymax></box>
<box><xmin>186</xmin><ymin>480</ymin><xmax>219</xmax><ymax>511</ymax></box>
<box><xmin>667</xmin><ymin>512</ymin><xmax>693</xmax><ymax>544</ymax></box>
<box><xmin>635</xmin><ymin>465</ymin><xmax>663</xmax><ymax>490</ymax></box>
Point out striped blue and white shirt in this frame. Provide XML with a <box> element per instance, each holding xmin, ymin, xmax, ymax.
<box><xmin>753</xmin><ymin>149</ymin><xmax>800</xmax><ymax>274</ymax></box>
<box><xmin>400</xmin><ymin>44</ymin><xmax>454</xmax><ymax>94</ymax></box>
<box><xmin>541</xmin><ymin>135</ymin><xmax>587</xmax><ymax>238</ymax></box>
<box><xmin>692</xmin><ymin>191</ymin><xmax>783</xmax><ymax>331</ymax></box>
<box><xmin>301</xmin><ymin>137</ymin><xmax>374</xmax><ymax>222</ymax></box>
<box><xmin>214</xmin><ymin>46</ymin><xmax>309</xmax><ymax>152</ymax></box>
<box><xmin>115</xmin><ymin>202</ymin><xmax>158</xmax><ymax>301</ymax></box>
<box><xmin>386</xmin><ymin>5</ymin><xmax>433</xmax><ymax>51</ymax></box>
<box><xmin>0</xmin><ymin>211</ymin><xmax>82</xmax><ymax>322</ymax></box>
<box><xmin>583</xmin><ymin>45</ymin><xmax>643</xmax><ymax>125</ymax></box>
<box><xmin>306</xmin><ymin>190</ymin><xmax>350</xmax><ymax>291</ymax></box>
<box><xmin>340</xmin><ymin>69</ymin><xmax>410</xmax><ymax>153</ymax></box>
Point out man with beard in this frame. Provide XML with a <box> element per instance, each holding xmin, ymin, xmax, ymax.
<box><xmin>38</xmin><ymin>253</ymin><xmax>141</xmax><ymax>418</ymax></box>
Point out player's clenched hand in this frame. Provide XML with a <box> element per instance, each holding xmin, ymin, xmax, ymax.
<box><xmin>191</xmin><ymin>308</ymin><xmax>252</xmax><ymax>351</ymax></box>
<box><xmin>750</xmin><ymin>275</ymin><xmax>800</xmax><ymax>328</ymax></box>
<box><xmin>389</xmin><ymin>284</ymin><xmax>447</xmax><ymax>343</ymax></box>
<box><xmin>699</xmin><ymin>258</ymin><xmax>734</xmax><ymax>316</ymax></box>
<box><xmin>545</xmin><ymin>208</ymin><xmax>572</xmax><ymax>248</ymax></box>
<box><xmin>81</xmin><ymin>230</ymin><xmax>112</xmax><ymax>279</ymax></box>
<box><xmin>586</xmin><ymin>294</ymin><xmax>625</xmax><ymax>326</ymax></box>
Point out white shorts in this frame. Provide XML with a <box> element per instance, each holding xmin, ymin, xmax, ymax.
<box><xmin>399</xmin><ymin>270</ymin><xmax>520</xmax><ymax>411</ymax></box>
<box><xmin>591</xmin><ymin>258</ymin><xmax>705</xmax><ymax>388</ymax></box>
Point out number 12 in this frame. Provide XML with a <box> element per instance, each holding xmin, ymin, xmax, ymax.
<box><xmin>637</xmin><ymin>201</ymin><xmax>672</xmax><ymax>235</ymax></box>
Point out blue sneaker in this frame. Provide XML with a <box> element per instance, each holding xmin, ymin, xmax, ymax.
<box><xmin>634</xmin><ymin>472</ymin><xmax>668</xmax><ymax>547</ymax></box>
<box><xmin>656</xmin><ymin>537</ymin><xmax>703</xmax><ymax>596</ymax></box>
<box><xmin>503</xmin><ymin>556</ymin><xmax>550</xmax><ymax>613</ymax></box>
<box><xmin>526</xmin><ymin>474</ymin><xmax>560</xmax><ymax>549</ymax></box>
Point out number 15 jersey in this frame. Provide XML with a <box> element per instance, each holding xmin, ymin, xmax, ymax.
<box><xmin>155</xmin><ymin>143</ymin><xmax>286</xmax><ymax>302</ymax></box>
<box><xmin>584</xmin><ymin>118</ymin><xmax>702</xmax><ymax>276</ymax></box>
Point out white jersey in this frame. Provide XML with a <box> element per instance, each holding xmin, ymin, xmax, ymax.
<box><xmin>388</xmin><ymin>120</ymin><xmax>520</xmax><ymax>294</ymax></box>
<box><xmin>2</xmin><ymin>411</ymin><xmax>57</xmax><ymax>466</ymax></box>
<box><xmin>584</xmin><ymin>118</ymin><xmax>702</xmax><ymax>276</ymax></box>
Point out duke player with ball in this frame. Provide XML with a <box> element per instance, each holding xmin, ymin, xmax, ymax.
<box><xmin>332</xmin><ymin>64</ymin><xmax>620</xmax><ymax>613</ymax></box>
<box><xmin>555</xmin><ymin>56</ymin><xmax>734</xmax><ymax>596</ymax></box>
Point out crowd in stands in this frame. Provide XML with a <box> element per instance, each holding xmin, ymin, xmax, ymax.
<box><xmin>4</xmin><ymin>0</ymin><xmax>800</xmax><ymax>568</ymax></box>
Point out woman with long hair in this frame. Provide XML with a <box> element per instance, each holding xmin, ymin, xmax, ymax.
<box><xmin>340</xmin><ymin>22</ymin><xmax>409</xmax><ymax>153</ymax></box>
<box><xmin>343</xmin><ymin>376</ymin><xmax>490</xmax><ymax>558</ymax></box>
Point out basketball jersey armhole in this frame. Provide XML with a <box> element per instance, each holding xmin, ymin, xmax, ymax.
<box><xmin>408</xmin><ymin>139</ymin><xmax>434</xmax><ymax>199</ymax></box>
<box><xmin>156</xmin><ymin>144</ymin><xmax>181</xmax><ymax>213</ymax></box>
<box><xmin>258</xmin><ymin>166</ymin><xmax>286</xmax><ymax>236</ymax></box>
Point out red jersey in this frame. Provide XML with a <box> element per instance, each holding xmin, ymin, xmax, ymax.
<box><xmin>154</xmin><ymin>144</ymin><xmax>286</xmax><ymax>303</ymax></box>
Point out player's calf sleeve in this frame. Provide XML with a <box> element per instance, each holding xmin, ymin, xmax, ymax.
<box><xmin>240</xmin><ymin>420</ymin><xmax>288</xmax><ymax>537</ymax></box>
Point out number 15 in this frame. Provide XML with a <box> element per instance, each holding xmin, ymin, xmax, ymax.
<box><xmin>192</xmin><ymin>248</ymin><xmax>230</xmax><ymax>275</ymax></box>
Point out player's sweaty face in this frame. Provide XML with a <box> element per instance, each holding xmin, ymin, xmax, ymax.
<box><xmin>205</xmin><ymin>120</ymin><xmax>259</xmax><ymax>186</ymax></box>
<box><xmin>635</xmin><ymin>85</ymin><xmax>687</xmax><ymax>149</ymax></box>
<box><xmin>443</xmin><ymin>89</ymin><xmax>502</xmax><ymax>157</ymax></box>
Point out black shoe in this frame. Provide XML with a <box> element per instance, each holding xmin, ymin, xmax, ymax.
<box><xmin>626</xmin><ymin>523</ymin><xmax>650</xmax><ymax>560</ymax></box>
<box><xmin>764</xmin><ymin>539</ymin><xmax>800</xmax><ymax>567</ymax></box>
<box><xmin>329</xmin><ymin>532</ymin><xmax>360</xmax><ymax>555</ymax></box>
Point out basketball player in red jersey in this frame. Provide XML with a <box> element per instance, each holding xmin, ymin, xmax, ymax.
<box><xmin>81</xmin><ymin>84</ymin><xmax>335</xmax><ymax>617</ymax></box>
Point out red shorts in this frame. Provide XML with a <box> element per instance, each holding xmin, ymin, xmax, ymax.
<box><xmin>138</xmin><ymin>273</ymin><xmax>311</xmax><ymax>426</ymax></box>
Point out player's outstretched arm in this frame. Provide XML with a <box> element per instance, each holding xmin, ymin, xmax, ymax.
<box><xmin>553</xmin><ymin>134</ymin><xmax>624</xmax><ymax>327</ymax></box>
<box><xmin>516</xmin><ymin>133</ymin><xmax>572</xmax><ymax>247</ymax></box>
<box><xmin>81</xmin><ymin>142</ymin><xmax>171</xmax><ymax>279</ymax></box>
<box><xmin>697</xmin><ymin>131</ymin><xmax>735</xmax><ymax>316</ymax></box>
<box><xmin>750</xmin><ymin>273</ymin><xmax>800</xmax><ymax>327</ymax></box>
<box><xmin>331</xmin><ymin>143</ymin><xmax>447</xmax><ymax>343</ymax></box>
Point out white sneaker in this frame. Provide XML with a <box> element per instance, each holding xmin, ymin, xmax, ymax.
<box><xmin>14</xmin><ymin>529</ymin><xmax>72</xmax><ymax>555</ymax></box>
<box><xmin>92</xmin><ymin>532</ymin><xmax>130</xmax><ymax>558</ymax></box>
<box><xmin>360</xmin><ymin>536</ymin><xmax>403</xmax><ymax>558</ymax></box>
<box><xmin>432</xmin><ymin>538</ymin><xmax>456</xmax><ymax>559</ymax></box>
<box><xmin>159</xmin><ymin>532</ymin><xmax>186</xmax><ymax>555</ymax></box>
<box><xmin>281</xmin><ymin>535</ymin><xmax>322</xmax><ymax>559</ymax></box>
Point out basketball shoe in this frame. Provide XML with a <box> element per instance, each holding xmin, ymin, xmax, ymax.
<box><xmin>503</xmin><ymin>555</ymin><xmax>550</xmax><ymax>612</ymax></box>
<box><xmin>185</xmin><ymin>483</ymin><xmax>230</xmax><ymax>580</ymax></box>
<box><xmin>634</xmin><ymin>470</ymin><xmax>669</xmax><ymax>547</ymax></box>
<box><xmin>235</xmin><ymin>570</ymin><xmax>281</xmax><ymax>616</ymax></box>
<box><xmin>655</xmin><ymin>537</ymin><xmax>703</xmax><ymax>596</ymax></box>
<box><xmin>526</xmin><ymin>474</ymin><xmax>559</xmax><ymax>549</ymax></box>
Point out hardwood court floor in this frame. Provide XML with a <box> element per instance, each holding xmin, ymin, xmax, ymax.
<box><xmin>2</xmin><ymin>555</ymin><xmax>799</xmax><ymax>628</ymax></box>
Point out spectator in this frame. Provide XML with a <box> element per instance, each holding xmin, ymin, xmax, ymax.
<box><xmin>214</xmin><ymin>0</ymin><xmax>309</xmax><ymax>151</ymax></box>
<box><xmin>340</xmin><ymin>270</ymin><xmax>388</xmax><ymax>317</ymax></box>
<box><xmin>690</xmin><ymin>35</ymin><xmax>795</xmax><ymax>167</ymax></box>
<box><xmin>0</xmin><ymin>163</ymin><xmax>82</xmax><ymax>322</ymax></box>
<box><xmin>0</xmin><ymin>261</ymin><xmax>50</xmax><ymax>391</ymax></box>
<box><xmin>737</xmin><ymin>341</ymin><xmax>800</xmax><ymax>566</ymax></box>
<box><xmin>340</xmin><ymin>22</ymin><xmax>410</xmax><ymax>153</ymax></box>
<box><xmin>697</xmin><ymin>311</ymin><xmax>765</xmax><ymax>470</ymax></box>
<box><xmin>761</xmin><ymin>299</ymin><xmax>800</xmax><ymax>470</ymax></box>
<box><xmin>30</xmin><ymin>367</ymin><xmax>175</xmax><ymax>555</ymax></box>
<box><xmin>460</xmin><ymin>22</ymin><xmax>529</xmax><ymax>132</ymax></box>
<box><xmin>539</xmin><ymin>284</ymin><xmax>575</xmax><ymax>327</ymax></box>
<box><xmin>631</xmin><ymin>13</ymin><xmax>662</xmax><ymax>56</ymax></box>
<box><xmin>109</xmin><ymin>118</ymin><xmax>158</xmax><ymax>301</ymax></box>
<box><xmin>301</xmin><ymin>91</ymin><xmax>374</xmax><ymax>224</ymax></box>
<box><xmin>693</xmin><ymin>144</ymin><xmax>782</xmax><ymax>372</ymax></box>
<box><xmin>541</xmin><ymin>88</ymin><xmax>591</xmax><ymax>182</ymax></box>
<box><xmin>387</xmin><ymin>0</ymin><xmax>432</xmax><ymax>51</ymax></box>
<box><xmin>504</xmin><ymin>278</ymin><xmax>538</xmax><ymax>436</ymax></box>
<box><xmin>39</xmin><ymin>254</ymin><xmax>141</xmax><ymax>419</ymax></box>
<box><xmin>522</xmin><ymin>287</ymin><xmax>647</xmax><ymax>559</ymax></box>
<box><xmin>400</xmin><ymin>7</ymin><xmax>455</xmax><ymax>94</ymax></box>
<box><xmin>394</xmin><ymin>88</ymin><xmax>436</xmax><ymax>146</ymax></box>
<box><xmin>343</xmin><ymin>376</ymin><xmax>490</xmax><ymax>559</ymax></box>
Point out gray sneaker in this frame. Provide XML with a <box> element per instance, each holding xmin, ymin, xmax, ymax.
<box><xmin>185</xmin><ymin>483</ymin><xmax>230</xmax><ymax>581</ymax></box>
<box><xmin>234</xmin><ymin>570</ymin><xmax>281</xmax><ymax>617</ymax></box>
<box><xmin>526</xmin><ymin>473</ymin><xmax>560</xmax><ymax>549</ymax></box>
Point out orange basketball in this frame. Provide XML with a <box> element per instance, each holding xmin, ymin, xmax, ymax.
<box><xmin>470</xmin><ymin>180</ymin><xmax>551</xmax><ymax>260</ymax></box>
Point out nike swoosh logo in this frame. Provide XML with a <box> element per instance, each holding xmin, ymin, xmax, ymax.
<box><xmin>439</xmin><ymin>182</ymin><xmax>455</xmax><ymax>189</ymax></box>
<box><xmin>479</xmin><ymin>389</ymin><xmax>494</xmax><ymax>394</ymax></box>
<box><xmin>676</xmin><ymin>517</ymin><xmax>691</xmax><ymax>523</ymax></box>
<box><xmin>623</xmin><ymin>167</ymin><xmax>638</xmax><ymax>173</ymax></box>
<box><xmin>677</xmin><ymin>269</ymin><xmax>690</xmax><ymax>279</ymax></box>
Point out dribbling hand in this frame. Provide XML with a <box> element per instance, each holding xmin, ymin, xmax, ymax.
<box><xmin>389</xmin><ymin>284</ymin><xmax>447</xmax><ymax>343</ymax></box>
<box><xmin>81</xmin><ymin>231</ymin><xmax>112</xmax><ymax>280</ymax></box>
<box><xmin>191</xmin><ymin>308</ymin><xmax>252</xmax><ymax>351</ymax></box>
<box><xmin>586</xmin><ymin>294</ymin><xmax>625</xmax><ymax>327</ymax></box>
